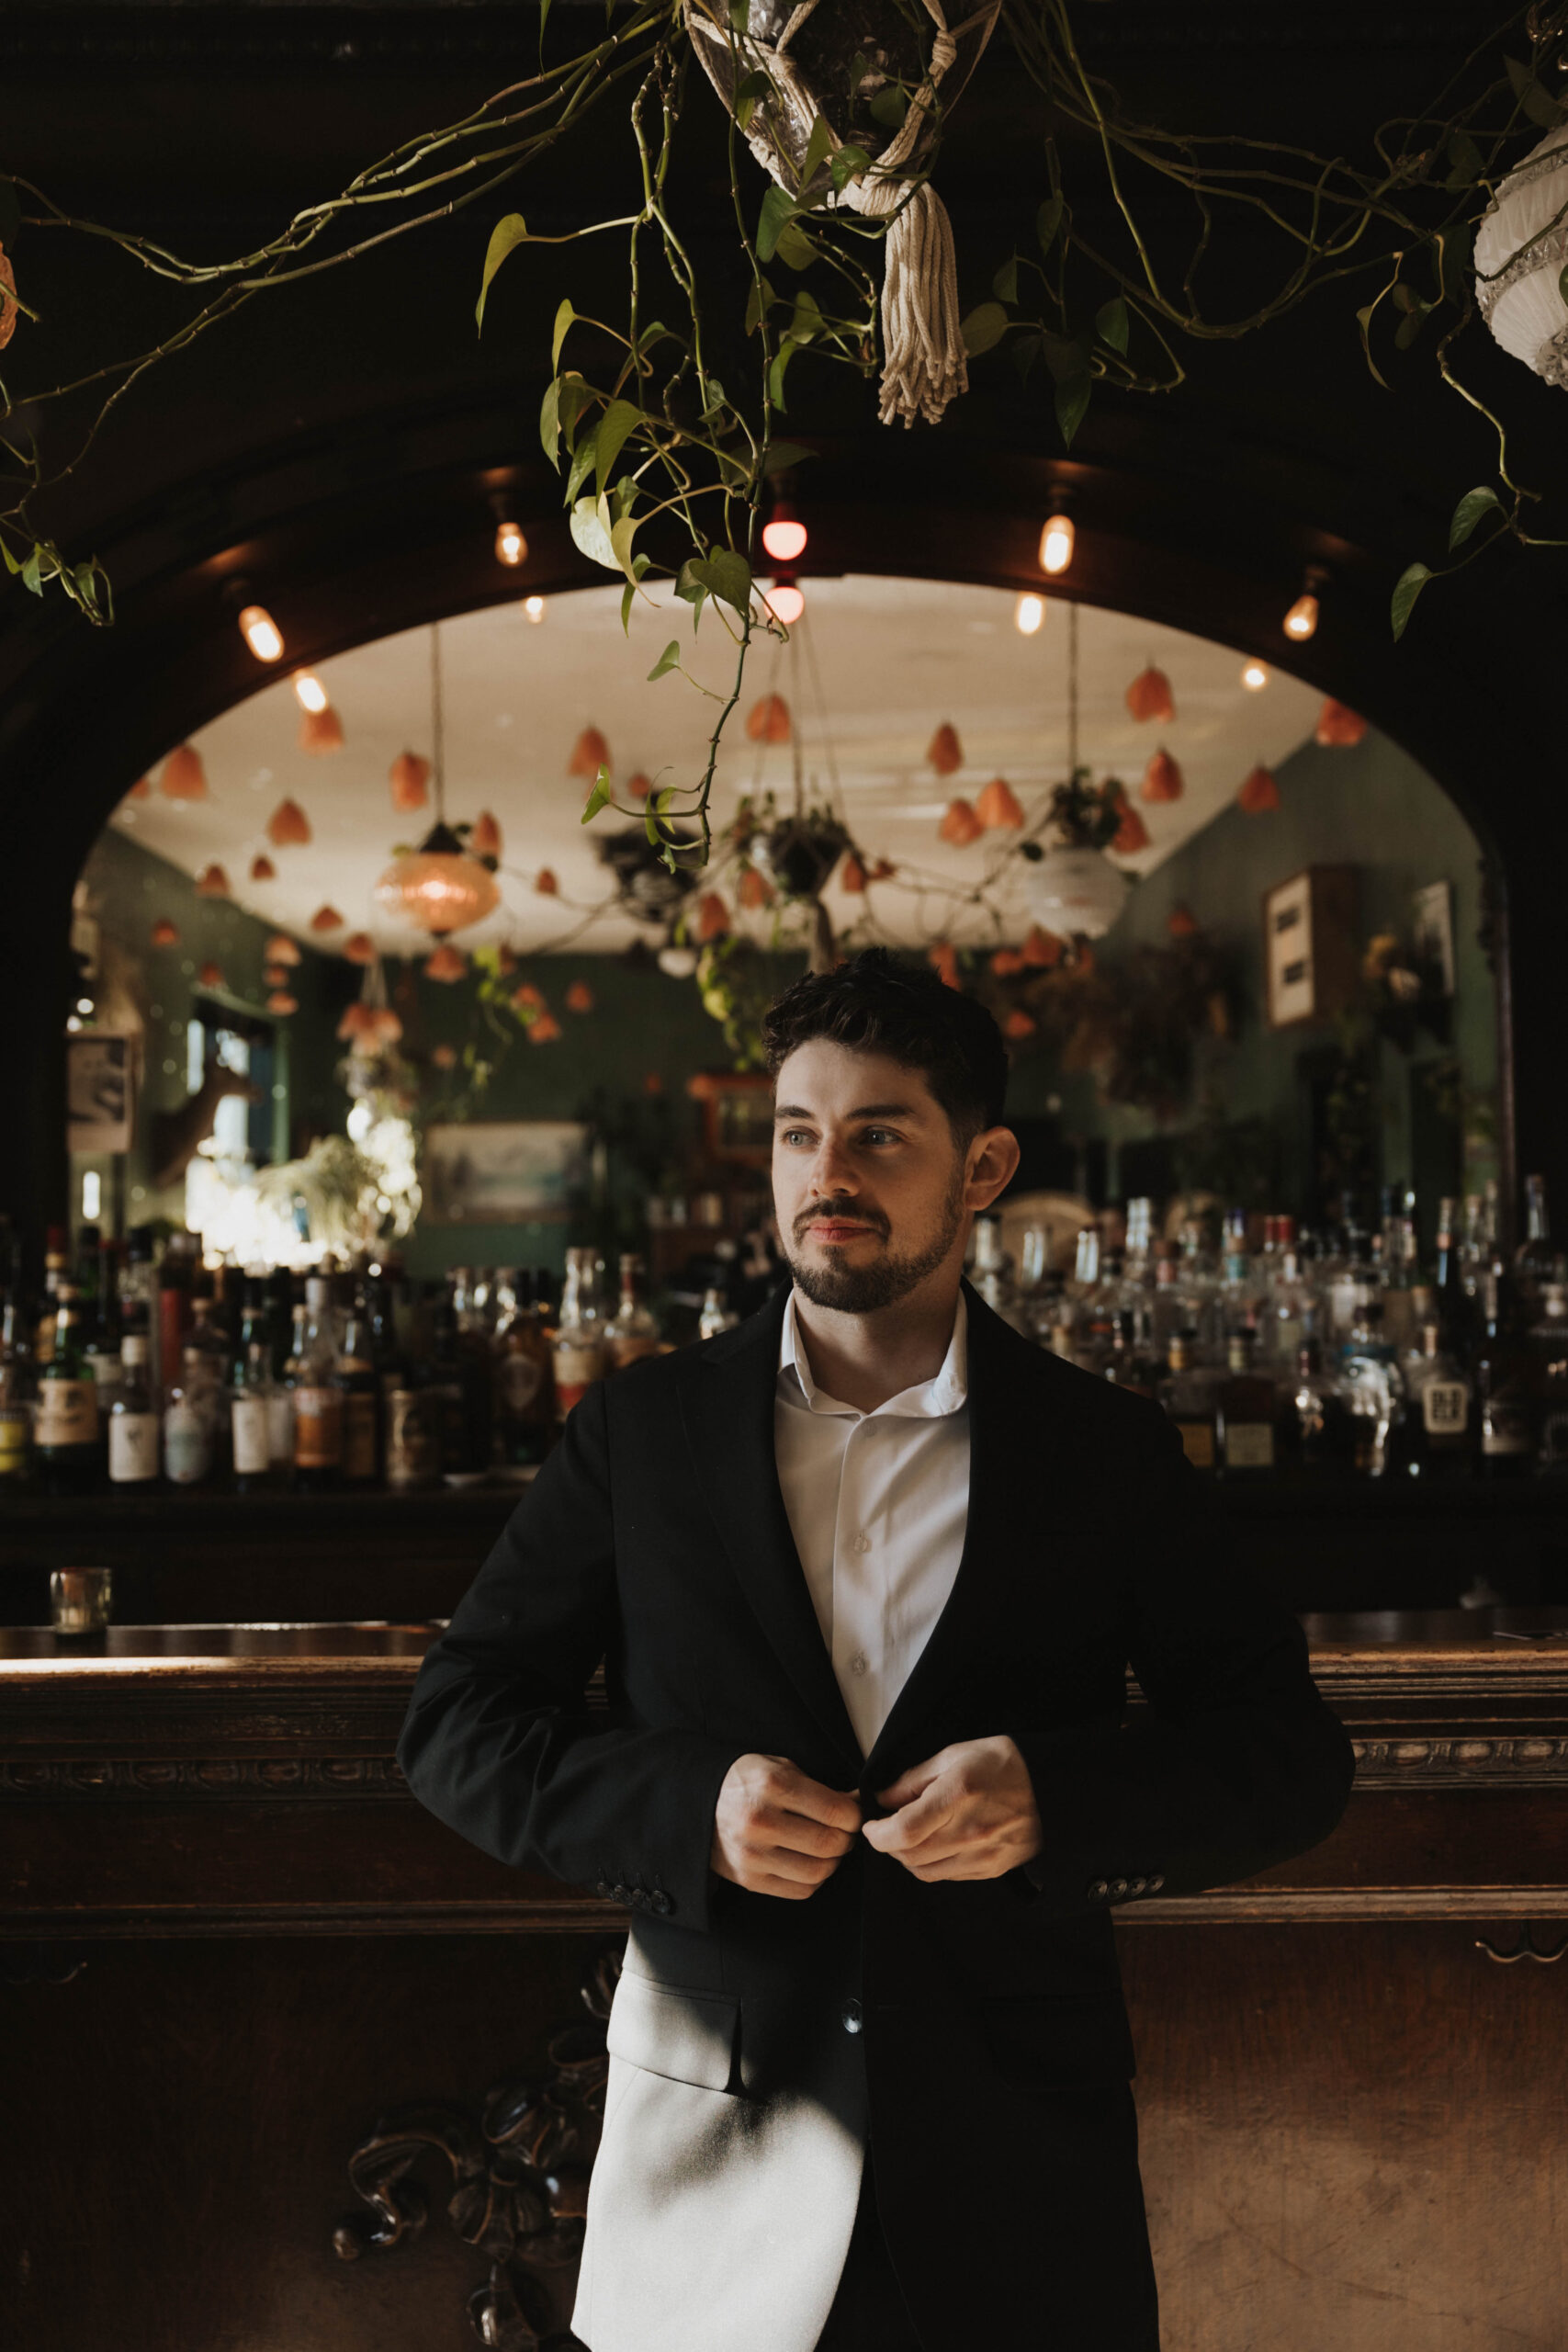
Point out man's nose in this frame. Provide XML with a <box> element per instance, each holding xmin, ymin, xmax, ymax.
<box><xmin>807</xmin><ymin>1134</ymin><xmax>858</xmax><ymax>1195</ymax></box>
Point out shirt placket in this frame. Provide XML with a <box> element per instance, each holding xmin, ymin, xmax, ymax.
<box><xmin>833</xmin><ymin>1412</ymin><xmax>887</xmax><ymax>1754</ymax></box>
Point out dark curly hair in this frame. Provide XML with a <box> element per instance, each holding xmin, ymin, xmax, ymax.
<box><xmin>761</xmin><ymin>948</ymin><xmax>1009</xmax><ymax>1146</ymax></box>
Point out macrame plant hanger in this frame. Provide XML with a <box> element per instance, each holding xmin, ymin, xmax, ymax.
<box><xmin>686</xmin><ymin>0</ymin><xmax>1001</xmax><ymax>427</ymax></box>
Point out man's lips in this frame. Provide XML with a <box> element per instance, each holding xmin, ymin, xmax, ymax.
<box><xmin>804</xmin><ymin>1219</ymin><xmax>882</xmax><ymax>1241</ymax></box>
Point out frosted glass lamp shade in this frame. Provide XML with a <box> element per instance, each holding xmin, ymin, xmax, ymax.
<box><xmin>1475</xmin><ymin>128</ymin><xmax>1568</xmax><ymax>387</ymax></box>
<box><xmin>374</xmin><ymin>824</ymin><xmax>500</xmax><ymax>935</ymax></box>
<box><xmin>1025</xmin><ymin>845</ymin><xmax>1130</xmax><ymax>940</ymax></box>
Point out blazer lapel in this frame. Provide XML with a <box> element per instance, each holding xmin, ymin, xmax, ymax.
<box><xmin>862</xmin><ymin>1280</ymin><xmax>1060</xmax><ymax>1789</ymax></box>
<box><xmin>679</xmin><ymin>1284</ymin><xmax>863</xmax><ymax>1777</ymax></box>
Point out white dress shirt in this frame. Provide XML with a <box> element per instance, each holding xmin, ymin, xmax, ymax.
<box><xmin>773</xmin><ymin>1287</ymin><xmax>971</xmax><ymax>1757</ymax></box>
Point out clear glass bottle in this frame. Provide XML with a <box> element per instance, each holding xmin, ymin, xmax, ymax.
<box><xmin>289</xmin><ymin>1275</ymin><xmax>344</xmax><ymax>1492</ymax></box>
<box><xmin>1516</xmin><ymin>1174</ymin><xmax>1559</xmax><ymax>1312</ymax></box>
<box><xmin>1474</xmin><ymin>1263</ymin><xmax>1538</xmax><ymax>1480</ymax></box>
<box><xmin>1215</xmin><ymin>1330</ymin><xmax>1276</xmax><ymax>1475</ymax></box>
<box><xmin>36</xmin><ymin>1288</ymin><xmax>101</xmax><ymax>1495</ymax></box>
<box><xmin>1277</xmin><ymin>1337</ymin><xmax>1356</xmax><ymax>1479</ymax></box>
<box><xmin>334</xmin><ymin>1294</ymin><xmax>381</xmax><ymax>1487</ymax></box>
<box><xmin>698</xmin><ymin>1284</ymin><xmax>737</xmax><ymax>1340</ymax></box>
<box><xmin>1338</xmin><ymin>1289</ymin><xmax>1403</xmax><ymax>1476</ymax></box>
<box><xmin>1387</xmin><ymin>1319</ymin><xmax>1475</xmax><ymax>1480</ymax></box>
<box><xmin>163</xmin><ymin>1379</ymin><xmax>213</xmax><ymax>1487</ymax></box>
<box><xmin>604</xmin><ymin>1252</ymin><xmax>662</xmax><ymax>1371</ymax></box>
<box><xmin>553</xmin><ymin>1246</ymin><xmax>606</xmax><ymax>1420</ymax></box>
<box><xmin>109</xmin><ymin>1334</ymin><xmax>162</xmax><ymax>1487</ymax></box>
<box><xmin>182</xmin><ymin>1295</ymin><xmax>233</xmax><ymax>1467</ymax></box>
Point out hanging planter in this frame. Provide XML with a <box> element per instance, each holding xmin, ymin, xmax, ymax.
<box><xmin>1473</xmin><ymin>123</ymin><xmax>1568</xmax><ymax>390</ymax></box>
<box><xmin>1237</xmin><ymin>763</ymin><xmax>1280</xmax><ymax>813</ymax></box>
<box><xmin>568</xmin><ymin>725</ymin><xmax>612</xmax><ymax>778</ymax></box>
<box><xmin>195</xmin><ymin>864</ymin><xmax>231</xmax><ymax>899</ymax></box>
<box><xmin>928</xmin><ymin>722</ymin><xmax>964</xmax><ymax>775</ymax></box>
<box><xmin>389</xmin><ymin>752</ymin><xmax>430</xmax><ymax>812</ymax></box>
<box><xmin>595</xmin><ymin>828</ymin><xmax>696</xmax><ymax>921</ymax></box>
<box><xmin>1125</xmin><ymin>664</ymin><xmax>1176</xmax><ymax>724</ymax></box>
<box><xmin>266</xmin><ymin>797</ymin><xmax>312</xmax><ymax>846</ymax></box>
<box><xmin>1315</xmin><ymin>698</ymin><xmax>1368</xmax><ymax>747</ymax></box>
<box><xmin>1141</xmin><ymin>748</ymin><xmax>1184</xmax><ymax>803</ymax></box>
<box><xmin>161</xmin><ymin>745</ymin><xmax>208</xmax><ymax>801</ymax></box>
<box><xmin>750</xmin><ymin>810</ymin><xmax>851</xmax><ymax>899</ymax></box>
<box><xmin>746</xmin><ymin>694</ymin><xmax>792</xmax><ymax>744</ymax></box>
<box><xmin>974</xmin><ymin>777</ymin><xmax>1025</xmax><ymax>830</ymax></box>
<box><xmin>299</xmin><ymin>704</ymin><xmax>344</xmax><ymax>753</ymax></box>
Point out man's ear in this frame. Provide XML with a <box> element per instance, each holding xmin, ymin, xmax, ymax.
<box><xmin>966</xmin><ymin>1124</ymin><xmax>1021</xmax><ymax>1209</ymax></box>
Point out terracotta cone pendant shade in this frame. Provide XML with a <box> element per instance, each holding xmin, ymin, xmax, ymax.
<box><xmin>374</xmin><ymin>821</ymin><xmax>500</xmax><ymax>935</ymax></box>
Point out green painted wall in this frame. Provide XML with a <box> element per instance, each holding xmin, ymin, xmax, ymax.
<box><xmin>1004</xmin><ymin>724</ymin><xmax>1496</xmax><ymax>1216</ymax></box>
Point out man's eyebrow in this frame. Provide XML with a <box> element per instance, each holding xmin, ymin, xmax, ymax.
<box><xmin>773</xmin><ymin>1101</ymin><xmax>922</xmax><ymax>1122</ymax></box>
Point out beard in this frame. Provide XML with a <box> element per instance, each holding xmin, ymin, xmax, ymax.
<box><xmin>784</xmin><ymin>1162</ymin><xmax>968</xmax><ymax>1315</ymax></box>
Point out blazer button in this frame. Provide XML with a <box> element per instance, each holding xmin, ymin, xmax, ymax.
<box><xmin>1088</xmin><ymin>1880</ymin><xmax>1110</xmax><ymax>1903</ymax></box>
<box><xmin>1147</xmin><ymin>1873</ymin><xmax>1165</xmax><ymax>1893</ymax></box>
<box><xmin>1110</xmin><ymin>1879</ymin><xmax>1129</xmax><ymax>1900</ymax></box>
<box><xmin>840</xmin><ymin>1999</ymin><xmax>863</xmax><ymax>2036</ymax></box>
<box><xmin>650</xmin><ymin>1891</ymin><xmax>673</xmax><ymax>1917</ymax></box>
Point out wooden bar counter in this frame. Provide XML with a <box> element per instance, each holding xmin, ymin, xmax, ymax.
<box><xmin>3</xmin><ymin>1615</ymin><xmax>1565</xmax><ymax>2350</ymax></box>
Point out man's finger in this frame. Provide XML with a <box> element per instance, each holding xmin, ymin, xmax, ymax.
<box><xmin>874</xmin><ymin>1758</ymin><xmax>942</xmax><ymax>1810</ymax></box>
<box><xmin>863</xmin><ymin>1783</ymin><xmax>956</xmax><ymax>1853</ymax></box>
<box><xmin>771</xmin><ymin>1769</ymin><xmax>863</xmax><ymax>1833</ymax></box>
<box><xmin>756</xmin><ymin>1806</ymin><xmax>856</xmax><ymax>1860</ymax></box>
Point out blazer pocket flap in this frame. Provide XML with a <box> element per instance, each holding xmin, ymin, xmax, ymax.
<box><xmin>607</xmin><ymin>1973</ymin><xmax>740</xmax><ymax>2093</ymax></box>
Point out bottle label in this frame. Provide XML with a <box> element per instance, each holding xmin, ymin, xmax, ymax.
<box><xmin>387</xmin><ymin>1392</ymin><xmax>441</xmax><ymax>1487</ymax></box>
<box><xmin>36</xmin><ymin>1379</ymin><xmax>98</xmax><ymax>1448</ymax></box>
<box><xmin>1177</xmin><ymin>1420</ymin><xmax>1214</xmax><ymax>1471</ymax></box>
<box><xmin>88</xmin><ymin>1352</ymin><xmax>123</xmax><ymax>1394</ymax></box>
<box><xmin>0</xmin><ymin>1406</ymin><xmax>31</xmax><ymax>1476</ymax></box>
<box><xmin>231</xmin><ymin>1394</ymin><xmax>271</xmax><ymax>1476</ymax></box>
<box><xmin>293</xmin><ymin>1386</ymin><xmax>344</xmax><ymax>1470</ymax></box>
<box><xmin>266</xmin><ymin>1390</ymin><xmax>295</xmax><ymax>1465</ymax></box>
<box><xmin>497</xmin><ymin>1355</ymin><xmax>544</xmax><ymax>1415</ymax></box>
<box><xmin>1423</xmin><ymin>1380</ymin><xmax>1470</xmax><ymax>1437</ymax></box>
<box><xmin>109</xmin><ymin>1410</ymin><xmax>161</xmax><ymax>1483</ymax></box>
<box><xmin>1224</xmin><ymin>1422</ymin><xmax>1275</xmax><ymax>1471</ymax></box>
<box><xmin>164</xmin><ymin>1407</ymin><xmax>212</xmax><ymax>1485</ymax></box>
<box><xmin>342</xmin><ymin>1392</ymin><xmax>378</xmax><ymax>1480</ymax></box>
<box><xmin>553</xmin><ymin>1340</ymin><xmax>603</xmax><ymax>1414</ymax></box>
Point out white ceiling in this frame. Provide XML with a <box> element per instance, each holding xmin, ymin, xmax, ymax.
<box><xmin>108</xmin><ymin>576</ymin><xmax>1325</xmax><ymax>956</ymax></box>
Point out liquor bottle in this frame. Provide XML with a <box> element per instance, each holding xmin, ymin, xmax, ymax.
<box><xmin>1532</xmin><ymin>1283</ymin><xmax>1568</xmax><ymax>1475</ymax></box>
<box><xmin>289</xmin><ymin>1275</ymin><xmax>344</xmax><ymax>1492</ymax></box>
<box><xmin>108</xmin><ymin>1334</ymin><xmax>162</xmax><ymax>1487</ymax></box>
<box><xmin>1473</xmin><ymin>1264</ymin><xmax>1537</xmax><ymax>1480</ymax></box>
<box><xmin>553</xmin><ymin>1247</ymin><xmax>606</xmax><ymax>1420</ymax></box>
<box><xmin>229</xmin><ymin>1341</ymin><xmax>275</xmax><ymax>1494</ymax></box>
<box><xmin>158</xmin><ymin>1234</ymin><xmax>197</xmax><ymax>1405</ymax></box>
<box><xmin>1380</xmin><ymin>1189</ymin><xmax>1421</xmax><ymax>1355</ymax></box>
<box><xmin>1105</xmin><ymin>1308</ymin><xmax>1161</xmax><ymax>1400</ymax></box>
<box><xmin>1277</xmin><ymin>1337</ymin><xmax>1356</xmax><ymax>1479</ymax></box>
<box><xmin>1386</xmin><ymin>1320</ymin><xmax>1476</xmax><ymax>1480</ymax></box>
<box><xmin>334</xmin><ymin>1294</ymin><xmax>381</xmax><ymax>1487</ymax></box>
<box><xmin>1338</xmin><ymin>1290</ymin><xmax>1404</xmax><ymax>1476</ymax></box>
<box><xmin>36</xmin><ymin>1288</ymin><xmax>102</xmax><ymax>1494</ymax></box>
<box><xmin>604</xmin><ymin>1253</ymin><xmax>662</xmax><ymax>1371</ymax></box>
<box><xmin>1515</xmin><ymin>1175</ymin><xmax>1560</xmax><ymax>1313</ymax></box>
<box><xmin>1160</xmin><ymin>1334</ymin><xmax>1218</xmax><ymax>1473</ymax></box>
<box><xmin>0</xmin><ymin>1291</ymin><xmax>33</xmax><ymax>1486</ymax></box>
<box><xmin>367</xmin><ymin>1269</ymin><xmax>410</xmax><ymax>1407</ymax></box>
<box><xmin>698</xmin><ymin>1285</ymin><xmax>737</xmax><ymax>1340</ymax></box>
<box><xmin>493</xmin><ymin>1270</ymin><xmax>558</xmax><ymax>1464</ymax></box>
<box><xmin>265</xmin><ymin>1266</ymin><xmax>297</xmax><ymax>1380</ymax></box>
<box><xmin>449</xmin><ymin>1268</ymin><xmax>497</xmax><ymax>1474</ymax></box>
<box><xmin>1215</xmin><ymin>1330</ymin><xmax>1277</xmax><ymax>1475</ymax></box>
<box><xmin>81</xmin><ymin>1239</ymin><xmax>123</xmax><ymax>1410</ymax></box>
<box><xmin>35</xmin><ymin>1226</ymin><xmax>70</xmax><ymax>1363</ymax></box>
<box><xmin>162</xmin><ymin>1380</ymin><xmax>213</xmax><ymax>1487</ymax></box>
<box><xmin>182</xmin><ymin>1295</ymin><xmax>233</xmax><ymax>1467</ymax></box>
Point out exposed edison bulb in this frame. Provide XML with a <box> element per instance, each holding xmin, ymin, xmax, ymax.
<box><xmin>523</xmin><ymin>595</ymin><xmax>547</xmax><ymax>624</ymax></box>
<box><xmin>1039</xmin><ymin>514</ymin><xmax>1075</xmax><ymax>575</ymax></box>
<box><xmin>769</xmin><ymin>582</ymin><xmax>806</xmax><ymax>627</ymax></box>
<box><xmin>1015</xmin><ymin>593</ymin><xmax>1046</xmax><ymax>637</ymax></box>
<box><xmin>761</xmin><ymin>518</ymin><xmax>808</xmax><ymax>563</ymax></box>
<box><xmin>495</xmin><ymin>518</ymin><xmax>527</xmax><ymax>568</ymax></box>
<box><xmin>239</xmin><ymin>605</ymin><xmax>284</xmax><ymax>662</ymax></box>
<box><xmin>293</xmin><ymin>671</ymin><xmax>329</xmax><ymax>713</ymax></box>
<box><xmin>1283</xmin><ymin>593</ymin><xmax>1318</xmax><ymax>642</ymax></box>
<box><xmin>1240</xmin><ymin>660</ymin><xmax>1269</xmax><ymax>692</ymax></box>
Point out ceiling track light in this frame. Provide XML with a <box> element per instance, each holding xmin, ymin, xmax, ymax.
<box><xmin>1282</xmin><ymin>563</ymin><xmax>1328</xmax><ymax>643</ymax></box>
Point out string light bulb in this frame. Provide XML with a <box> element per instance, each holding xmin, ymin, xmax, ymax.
<box><xmin>494</xmin><ymin>517</ymin><xmax>527</xmax><ymax>567</ymax></box>
<box><xmin>293</xmin><ymin>672</ymin><xmax>329</xmax><ymax>713</ymax></box>
<box><xmin>1283</xmin><ymin>565</ymin><xmax>1327</xmax><ymax>643</ymax></box>
<box><xmin>1240</xmin><ymin>660</ymin><xmax>1269</xmax><ymax>691</ymax></box>
<box><xmin>769</xmin><ymin>582</ymin><xmax>806</xmax><ymax>626</ymax></box>
<box><xmin>1039</xmin><ymin>513</ymin><xmax>1075</xmax><ymax>575</ymax></box>
<box><xmin>239</xmin><ymin>605</ymin><xmax>284</xmax><ymax>662</ymax></box>
<box><xmin>761</xmin><ymin>517</ymin><xmax>807</xmax><ymax>563</ymax></box>
<box><xmin>523</xmin><ymin>595</ymin><xmax>547</xmax><ymax>624</ymax></box>
<box><xmin>1015</xmin><ymin>593</ymin><xmax>1046</xmax><ymax>637</ymax></box>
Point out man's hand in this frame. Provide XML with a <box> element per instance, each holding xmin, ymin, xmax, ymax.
<box><xmin>860</xmin><ymin>1736</ymin><xmax>1043</xmax><ymax>1882</ymax></box>
<box><xmin>711</xmin><ymin>1754</ymin><xmax>863</xmax><ymax>1900</ymax></box>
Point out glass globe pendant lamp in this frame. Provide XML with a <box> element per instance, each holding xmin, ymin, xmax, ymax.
<box><xmin>374</xmin><ymin>625</ymin><xmax>501</xmax><ymax>936</ymax></box>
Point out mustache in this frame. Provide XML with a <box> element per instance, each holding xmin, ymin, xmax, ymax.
<box><xmin>796</xmin><ymin>1200</ymin><xmax>887</xmax><ymax>1237</ymax></box>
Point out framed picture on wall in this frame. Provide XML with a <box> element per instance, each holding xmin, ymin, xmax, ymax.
<box><xmin>66</xmin><ymin>1031</ymin><xmax>135</xmax><ymax>1154</ymax></box>
<box><xmin>687</xmin><ymin>1072</ymin><xmax>773</xmax><ymax>1165</ymax></box>
<box><xmin>423</xmin><ymin>1121</ymin><xmax>589</xmax><ymax>1224</ymax></box>
<box><xmin>1262</xmin><ymin>866</ymin><xmax>1359</xmax><ymax>1030</ymax></box>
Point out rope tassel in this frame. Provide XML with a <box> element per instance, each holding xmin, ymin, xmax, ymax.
<box><xmin>845</xmin><ymin>175</ymin><xmax>967</xmax><ymax>428</ymax></box>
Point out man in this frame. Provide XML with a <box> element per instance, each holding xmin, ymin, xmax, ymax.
<box><xmin>398</xmin><ymin>949</ymin><xmax>1355</xmax><ymax>2352</ymax></box>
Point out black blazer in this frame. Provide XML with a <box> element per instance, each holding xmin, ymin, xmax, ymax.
<box><xmin>399</xmin><ymin>1276</ymin><xmax>1355</xmax><ymax>2347</ymax></box>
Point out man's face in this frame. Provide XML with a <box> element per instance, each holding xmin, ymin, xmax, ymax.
<box><xmin>771</xmin><ymin>1040</ymin><xmax>975</xmax><ymax>1315</ymax></box>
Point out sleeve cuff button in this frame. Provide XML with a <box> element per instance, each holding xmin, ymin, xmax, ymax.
<box><xmin>1088</xmin><ymin>1879</ymin><xmax>1110</xmax><ymax>1902</ymax></box>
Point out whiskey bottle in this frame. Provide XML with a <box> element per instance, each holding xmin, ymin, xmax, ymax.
<box><xmin>289</xmin><ymin>1275</ymin><xmax>344</xmax><ymax>1493</ymax></box>
<box><xmin>1160</xmin><ymin>1334</ymin><xmax>1218</xmax><ymax>1474</ymax></box>
<box><xmin>1474</xmin><ymin>1265</ymin><xmax>1537</xmax><ymax>1480</ymax></box>
<box><xmin>493</xmin><ymin>1270</ymin><xmax>557</xmax><ymax>1464</ymax></box>
<box><xmin>109</xmin><ymin>1335</ymin><xmax>162</xmax><ymax>1488</ymax></box>
<box><xmin>604</xmin><ymin>1253</ymin><xmax>661</xmax><ymax>1372</ymax></box>
<box><xmin>1215</xmin><ymin>1330</ymin><xmax>1277</xmax><ymax>1475</ymax></box>
<box><xmin>552</xmin><ymin>1247</ymin><xmax>606</xmax><ymax>1420</ymax></box>
<box><xmin>35</xmin><ymin>1289</ymin><xmax>101</xmax><ymax>1495</ymax></box>
<box><xmin>334</xmin><ymin>1295</ymin><xmax>382</xmax><ymax>1487</ymax></box>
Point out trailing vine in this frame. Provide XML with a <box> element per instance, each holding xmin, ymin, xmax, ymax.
<box><xmin>3</xmin><ymin>0</ymin><xmax>1566</xmax><ymax>804</ymax></box>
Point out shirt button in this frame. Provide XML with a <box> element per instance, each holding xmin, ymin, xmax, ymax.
<box><xmin>841</xmin><ymin>1999</ymin><xmax>863</xmax><ymax>2035</ymax></box>
<box><xmin>851</xmin><ymin>1532</ymin><xmax>871</xmax><ymax>1554</ymax></box>
<box><xmin>849</xmin><ymin>1651</ymin><xmax>869</xmax><ymax>1677</ymax></box>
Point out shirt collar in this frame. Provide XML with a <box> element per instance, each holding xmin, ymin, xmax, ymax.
<box><xmin>777</xmin><ymin>1286</ymin><xmax>968</xmax><ymax>1420</ymax></box>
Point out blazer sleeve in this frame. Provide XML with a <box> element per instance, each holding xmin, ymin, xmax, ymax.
<box><xmin>396</xmin><ymin>1380</ymin><xmax>746</xmax><ymax>1934</ymax></box>
<box><xmin>1015</xmin><ymin>1409</ymin><xmax>1356</xmax><ymax>1915</ymax></box>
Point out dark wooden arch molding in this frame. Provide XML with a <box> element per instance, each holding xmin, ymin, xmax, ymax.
<box><xmin>0</xmin><ymin>400</ymin><xmax>1560</xmax><ymax>1232</ymax></box>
